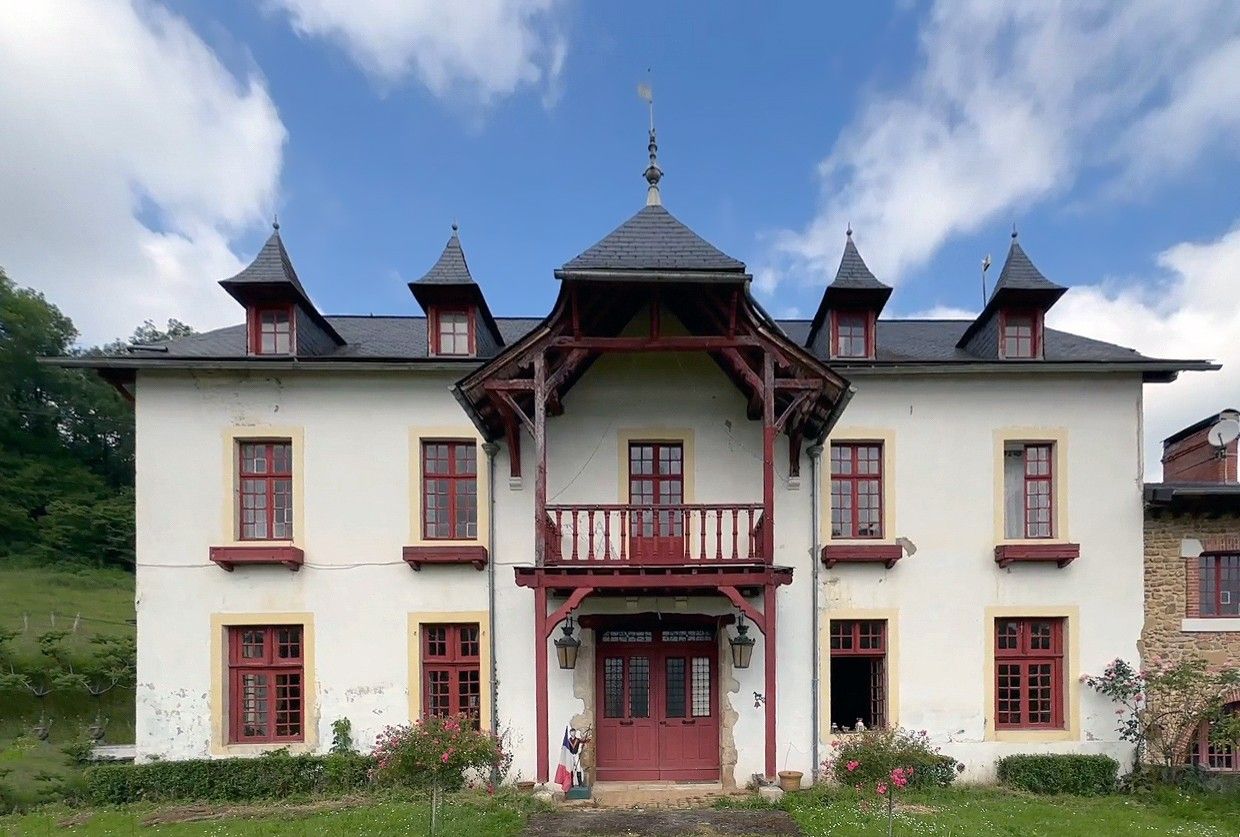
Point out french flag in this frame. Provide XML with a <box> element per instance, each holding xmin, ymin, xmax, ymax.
<box><xmin>554</xmin><ymin>727</ymin><xmax>579</xmax><ymax>792</ymax></box>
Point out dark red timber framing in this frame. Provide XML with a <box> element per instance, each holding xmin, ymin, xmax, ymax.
<box><xmin>453</xmin><ymin>277</ymin><xmax>852</xmax><ymax>782</ymax></box>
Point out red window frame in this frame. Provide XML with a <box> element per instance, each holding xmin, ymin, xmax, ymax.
<box><xmin>238</xmin><ymin>440</ymin><xmax>293</xmax><ymax>541</ymax></box>
<box><xmin>429</xmin><ymin>306</ymin><xmax>475</xmax><ymax>356</ymax></box>
<box><xmin>1198</xmin><ymin>554</ymin><xmax>1240</xmax><ymax>617</ymax></box>
<box><xmin>830</xmin><ymin>310</ymin><xmax>874</xmax><ymax>359</ymax></box>
<box><xmin>421</xmin><ymin>623</ymin><xmax>482</xmax><ymax>725</ymax></box>
<box><xmin>1022</xmin><ymin>444</ymin><xmax>1053</xmax><ymax>539</ymax></box>
<box><xmin>994</xmin><ymin>618</ymin><xmax>1064</xmax><ymax>729</ymax></box>
<box><xmin>422</xmin><ymin>440</ymin><xmax>478</xmax><ymax>540</ymax></box>
<box><xmin>1188</xmin><ymin>702</ymin><xmax>1238</xmax><ymax>772</ymax></box>
<box><xmin>628</xmin><ymin>441</ymin><xmax>685</xmax><ymax>538</ymax></box>
<box><xmin>830</xmin><ymin>443</ymin><xmax>883</xmax><ymax>539</ymax></box>
<box><xmin>999</xmin><ymin>309</ymin><xmax>1040</xmax><ymax>359</ymax></box>
<box><xmin>829</xmin><ymin>620</ymin><xmax>887</xmax><ymax>655</ymax></box>
<box><xmin>227</xmin><ymin>625</ymin><xmax>304</xmax><ymax>743</ymax></box>
<box><xmin>248</xmin><ymin>304</ymin><xmax>295</xmax><ymax>355</ymax></box>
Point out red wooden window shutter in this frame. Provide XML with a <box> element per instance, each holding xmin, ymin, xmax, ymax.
<box><xmin>421</xmin><ymin>623</ymin><xmax>482</xmax><ymax>725</ymax></box>
<box><xmin>422</xmin><ymin>441</ymin><xmax>478</xmax><ymax>539</ymax></box>
<box><xmin>238</xmin><ymin>441</ymin><xmax>293</xmax><ymax>540</ymax></box>
<box><xmin>830</xmin><ymin>443</ymin><xmax>883</xmax><ymax>538</ymax></box>
<box><xmin>227</xmin><ymin>625</ymin><xmax>304</xmax><ymax>743</ymax></box>
<box><xmin>994</xmin><ymin>618</ymin><xmax>1064</xmax><ymax>729</ymax></box>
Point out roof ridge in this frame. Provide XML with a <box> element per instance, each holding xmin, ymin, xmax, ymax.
<box><xmin>560</xmin><ymin>204</ymin><xmax>745</xmax><ymax>274</ymax></box>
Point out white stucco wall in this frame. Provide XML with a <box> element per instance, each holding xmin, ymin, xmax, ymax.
<box><xmin>133</xmin><ymin>356</ymin><xmax>1145</xmax><ymax>783</ymax></box>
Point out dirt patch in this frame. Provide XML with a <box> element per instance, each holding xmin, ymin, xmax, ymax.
<box><xmin>56</xmin><ymin>795</ymin><xmax>371</xmax><ymax>828</ymax></box>
<box><xmin>522</xmin><ymin>809</ymin><xmax>802</xmax><ymax>836</ymax></box>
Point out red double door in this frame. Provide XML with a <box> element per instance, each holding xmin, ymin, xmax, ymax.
<box><xmin>594</xmin><ymin>629</ymin><xmax>720</xmax><ymax>781</ymax></box>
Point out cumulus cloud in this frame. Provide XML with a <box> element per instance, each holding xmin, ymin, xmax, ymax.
<box><xmin>1050</xmin><ymin>224</ymin><xmax>1240</xmax><ymax>478</ymax></box>
<box><xmin>268</xmin><ymin>0</ymin><xmax>569</xmax><ymax>105</ymax></box>
<box><xmin>0</xmin><ymin>1</ymin><xmax>286</xmax><ymax>345</ymax></box>
<box><xmin>764</xmin><ymin>0</ymin><xmax>1240</xmax><ymax>291</ymax></box>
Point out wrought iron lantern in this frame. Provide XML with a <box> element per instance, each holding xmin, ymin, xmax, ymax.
<box><xmin>554</xmin><ymin>615</ymin><xmax>581</xmax><ymax>670</ymax></box>
<box><xmin>729</xmin><ymin>613</ymin><xmax>755</xmax><ymax>669</ymax></box>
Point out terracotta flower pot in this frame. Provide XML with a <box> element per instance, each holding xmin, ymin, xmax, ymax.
<box><xmin>777</xmin><ymin>770</ymin><xmax>803</xmax><ymax>792</ymax></box>
<box><xmin>516</xmin><ymin>781</ymin><xmax>536</xmax><ymax>793</ymax></box>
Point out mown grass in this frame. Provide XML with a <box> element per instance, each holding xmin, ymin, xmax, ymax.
<box><xmin>0</xmin><ymin>564</ymin><xmax>136</xmax><ymax>810</ymax></box>
<box><xmin>0</xmin><ymin>791</ymin><xmax>540</xmax><ymax>836</ymax></box>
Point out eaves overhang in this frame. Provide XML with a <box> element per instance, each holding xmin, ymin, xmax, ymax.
<box><xmin>825</xmin><ymin>359</ymin><xmax>1220</xmax><ymax>383</ymax></box>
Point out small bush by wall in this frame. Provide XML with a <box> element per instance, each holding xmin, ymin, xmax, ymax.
<box><xmin>83</xmin><ymin>752</ymin><xmax>373</xmax><ymax>805</ymax></box>
<box><xmin>996</xmin><ymin>754</ymin><xmax>1118</xmax><ymax>796</ymax></box>
<box><xmin>828</xmin><ymin>728</ymin><xmax>963</xmax><ymax>789</ymax></box>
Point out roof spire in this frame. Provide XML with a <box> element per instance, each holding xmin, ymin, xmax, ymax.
<box><xmin>638</xmin><ymin>76</ymin><xmax>662</xmax><ymax>206</ymax></box>
<box><xmin>846</xmin><ymin>222</ymin><xmax>853</xmax><ymax>239</ymax></box>
<box><xmin>1011</xmin><ymin>222</ymin><xmax>1018</xmax><ymax>240</ymax></box>
<box><xmin>272</xmin><ymin>213</ymin><xmax>280</xmax><ymax>232</ymax></box>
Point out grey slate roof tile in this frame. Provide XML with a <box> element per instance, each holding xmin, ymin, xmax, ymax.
<box><xmin>220</xmin><ymin>231</ymin><xmax>312</xmax><ymax>299</ymax></box>
<box><xmin>830</xmin><ymin>238</ymin><xmax>889</xmax><ymax>290</ymax></box>
<box><xmin>414</xmin><ymin>231</ymin><xmax>476</xmax><ymax>286</ymax></box>
<box><xmin>990</xmin><ymin>240</ymin><xmax>1066</xmax><ymax>297</ymax></box>
<box><xmin>560</xmin><ymin>205</ymin><xmax>745</xmax><ymax>273</ymax></box>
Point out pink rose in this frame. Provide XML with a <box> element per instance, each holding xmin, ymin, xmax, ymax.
<box><xmin>876</xmin><ymin>782</ymin><xmax>888</xmax><ymax>796</ymax></box>
<box><xmin>846</xmin><ymin>760</ymin><xmax>860</xmax><ymax>772</ymax></box>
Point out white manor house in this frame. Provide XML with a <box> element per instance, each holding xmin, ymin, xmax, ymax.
<box><xmin>67</xmin><ymin>138</ymin><xmax>1215</xmax><ymax>787</ymax></box>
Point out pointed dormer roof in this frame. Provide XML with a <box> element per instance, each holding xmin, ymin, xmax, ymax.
<box><xmin>408</xmin><ymin>225</ymin><xmax>502</xmax><ymax>346</ymax></box>
<box><xmin>957</xmin><ymin>231</ymin><xmax>1067</xmax><ymax>351</ymax></box>
<box><xmin>555</xmin><ymin>204</ymin><xmax>746</xmax><ymax>280</ymax></box>
<box><xmin>806</xmin><ymin>230</ymin><xmax>892</xmax><ymax>347</ymax></box>
<box><xmin>219</xmin><ymin>225</ymin><xmax>344</xmax><ymax>346</ymax></box>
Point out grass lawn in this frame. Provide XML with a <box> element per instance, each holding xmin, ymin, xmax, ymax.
<box><xmin>0</xmin><ymin>564</ymin><xmax>136</xmax><ymax>810</ymax></box>
<box><xmin>2</xmin><ymin>785</ymin><xmax>1238</xmax><ymax>836</ymax></box>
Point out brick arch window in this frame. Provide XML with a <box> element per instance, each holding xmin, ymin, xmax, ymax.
<box><xmin>1187</xmin><ymin>701</ymin><xmax>1239</xmax><ymax>772</ymax></box>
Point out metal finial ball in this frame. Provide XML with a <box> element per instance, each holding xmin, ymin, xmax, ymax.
<box><xmin>272</xmin><ymin>215</ymin><xmax>280</xmax><ymax>232</ymax></box>
<box><xmin>451</xmin><ymin>222</ymin><xmax>459</xmax><ymax>232</ymax></box>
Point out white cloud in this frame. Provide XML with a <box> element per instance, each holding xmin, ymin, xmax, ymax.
<box><xmin>1049</xmin><ymin>223</ymin><xmax>1240</xmax><ymax>478</ymax></box>
<box><xmin>268</xmin><ymin>0</ymin><xmax>568</xmax><ymax>106</ymax></box>
<box><xmin>766</xmin><ymin>0</ymin><xmax>1240</xmax><ymax>292</ymax></box>
<box><xmin>0</xmin><ymin>0</ymin><xmax>286</xmax><ymax>345</ymax></box>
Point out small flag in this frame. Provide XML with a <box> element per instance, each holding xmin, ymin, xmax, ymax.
<box><xmin>554</xmin><ymin>727</ymin><xmax>580</xmax><ymax>792</ymax></box>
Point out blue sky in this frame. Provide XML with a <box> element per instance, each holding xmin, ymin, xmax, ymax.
<box><xmin>2</xmin><ymin>1</ymin><xmax>1240</xmax><ymax>470</ymax></box>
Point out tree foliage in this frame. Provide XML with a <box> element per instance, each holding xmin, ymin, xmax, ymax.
<box><xmin>0</xmin><ymin>268</ymin><xmax>193</xmax><ymax>569</ymax></box>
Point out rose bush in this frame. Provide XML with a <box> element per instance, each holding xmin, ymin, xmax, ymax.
<box><xmin>371</xmin><ymin>715</ymin><xmax>503</xmax><ymax>791</ymax></box>
<box><xmin>826</xmin><ymin>727</ymin><xmax>962</xmax><ymax>789</ymax></box>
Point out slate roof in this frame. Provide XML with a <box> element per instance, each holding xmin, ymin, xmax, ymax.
<box><xmin>220</xmin><ymin>230</ymin><xmax>311</xmax><ymax>300</ymax></box>
<box><xmin>413</xmin><ymin>230</ymin><xmax>475</xmax><ymax>286</ymax></box>
<box><xmin>830</xmin><ymin>237</ymin><xmax>888</xmax><ymax>290</ymax></box>
<box><xmin>990</xmin><ymin>239</ymin><xmax>1067</xmax><ymax>297</ymax></box>
<box><xmin>558</xmin><ymin>205</ymin><xmax>745</xmax><ymax>275</ymax></box>
<box><xmin>106</xmin><ymin>315</ymin><xmax>1202</xmax><ymax>375</ymax></box>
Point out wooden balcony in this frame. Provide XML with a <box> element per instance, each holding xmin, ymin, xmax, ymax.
<box><xmin>543</xmin><ymin>503</ymin><xmax>768</xmax><ymax>566</ymax></box>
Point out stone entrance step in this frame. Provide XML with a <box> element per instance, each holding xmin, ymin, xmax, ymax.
<box><xmin>588</xmin><ymin>781</ymin><xmax>741</xmax><ymax>808</ymax></box>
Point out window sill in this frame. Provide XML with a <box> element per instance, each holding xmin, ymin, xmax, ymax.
<box><xmin>822</xmin><ymin>543</ymin><xmax>902</xmax><ymax>569</ymax></box>
<box><xmin>994</xmin><ymin>542</ymin><xmax>1079</xmax><ymax>568</ymax></box>
<box><xmin>991</xmin><ymin>728</ymin><xmax>1075</xmax><ymax>743</ymax></box>
<box><xmin>402</xmin><ymin>545</ymin><xmax>488</xmax><ymax>571</ymax></box>
<box><xmin>209</xmin><ymin>545</ymin><xmax>304</xmax><ymax>571</ymax></box>
<box><xmin>1181</xmin><ymin>618</ymin><xmax>1240</xmax><ymax>632</ymax></box>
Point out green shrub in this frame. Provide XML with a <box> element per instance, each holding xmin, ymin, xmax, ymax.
<box><xmin>828</xmin><ymin>728</ymin><xmax>963</xmax><ymax>789</ymax></box>
<box><xmin>83</xmin><ymin>751</ymin><xmax>373</xmax><ymax>805</ymax></box>
<box><xmin>372</xmin><ymin>716</ymin><xmax>503</xmax><ymax>791</ymax></box>
<box><xmin>997</xmin><ymin>753</ymin><xmax>1118</xmax><ymax>795</ymax></box>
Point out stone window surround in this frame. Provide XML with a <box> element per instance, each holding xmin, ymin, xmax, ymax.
<box><xmin>1179</xmin><ymin>536</ymin><xmax>1240</xmax><ymax>631</ymax></box>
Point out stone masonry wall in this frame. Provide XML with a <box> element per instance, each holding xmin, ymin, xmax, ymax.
<box><xmin>1142</xmin><ymin>513</ymin><xmax>1240</xmax><ymax>669</ymax></box>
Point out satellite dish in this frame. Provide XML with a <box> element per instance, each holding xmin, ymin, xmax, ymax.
<box><xmin>1207</xmin><ymin>418</ymin><xmax>1240</xmax><ymax>448</ymax></box>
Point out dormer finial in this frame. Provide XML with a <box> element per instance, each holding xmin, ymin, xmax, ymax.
<box><xmin>846</xmin><ymin>222</ymin><xmax>853</xmax><ymax>239</ymax></box>
<box><xmin>272</xmin><ymin>214</ymin><xmax>280</xmax><ymax>232</ymax></box>
<box><xmin>638</xmin><ymin>76</ymin><xmax>662</xmax><ymax>206</ymax></box>
<box><xmin>1011</xmin><ymin>222</ymin><xmax>1018</xmax><ymax>240</ymax></box>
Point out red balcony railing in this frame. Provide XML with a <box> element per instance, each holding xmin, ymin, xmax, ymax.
<box><xmin>543</xmin><ymin>503</ymin><xmax>768</xmax><ymax>565</ymax></box>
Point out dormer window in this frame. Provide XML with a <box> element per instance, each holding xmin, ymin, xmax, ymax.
<box><xmin>1000</xmin><ymin>310</ymin><xmax>1040</xmax><ymax>359</ymax></box>
<box><xmin>831</xmin><ymin>311</ymin><xmax>873</xmax><ymax>359</ymax></box>
<box><xmin>249</xmin><ymin>305</ymin><xmax>294</xmax><ymax>355</ymax></box>
<box><xmin>432</xmin><ymin>308</ymin><xmax>473</xmax><ymax>356</ymax></box>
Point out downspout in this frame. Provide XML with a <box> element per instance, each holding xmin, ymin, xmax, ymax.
<box><xmin>483</xmin><ymin>442</ymin><xmax>500</xmax><ymax>737</ymax></box>
<box><xmin>808</xmin><ymin>443</ymin><xmax>824</xmax><ymax>783</ymax></box>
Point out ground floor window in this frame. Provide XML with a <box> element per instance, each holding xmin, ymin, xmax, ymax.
<box><xmin>830</xmin><ymin>619</ymin><xmax>886</xmax><ymax>730</ymax></box>
<box><xmin>421</xmin><ymin>623</ymin><xmax>481</xmax><ymax>725</ymax></box>
<box><xmin>994</xmin><ymin>617</ymin><xmax>1064</xmax><ymax>729</ymax></box>
<box><xmin>227</xmin><ymin>625</ymin><xmax>304</xmax><ymax>743</ymax></box>
<box><xmin>1188</xmin><ymin>703</ymin><xmax>1239</xmax><ymax>772</ymax></box>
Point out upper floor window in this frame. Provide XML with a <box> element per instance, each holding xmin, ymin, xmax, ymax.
<box><xmin>433</xmin><ymin>308</ymin><xmax>473</xmax><ymax>356</ymax></box>
<box><xmin>238</xmin><ymin>441</ymin><xmax>293</xmax><ymax>540</ymax></box>
<box><xmin>994</xmin><ymin>617</ymin><xmax>1064</xmax><ymax>729</ymax></box>
<box><xmin>228</xmin><ymin>625</ymin><xmax>303</xmax><ymax>743</ymax></box>
<box><xmin>249</xmin><ymin>305</ymin><xmax>294</xmax><ymax>355</ymax></box>
<box><xmin>1000</xmin><ymin>310</ymin><xmax>1039</xmax><ymax>359</ymax></box>
<box><xmin>422</xmin><ymin>441</ymin><xmax>477</xmax><ymax>539</ymax></box>
<box><xmin>831</xmin><ymin>442</ymin><xmax>883</xmax><ymax>538</ymax></box>
<box><xmin>421</xmin><ymin>623</ymin><xmax>481</xmax><ymax>725</ymax></box>
<box><xmin>832</xmin><ymin>311</ymin><xmax>872</xmax><ymax>359</ymax></box>
<box><xmin>1003</xmin><ymin>442</ymin><xmax>1053</xmax><ymax>539</ymax></box>
<box><xmin>1199</xmin><ymin>554</ymin><xmax>1240</xmax><ymax>617</ymax></box>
